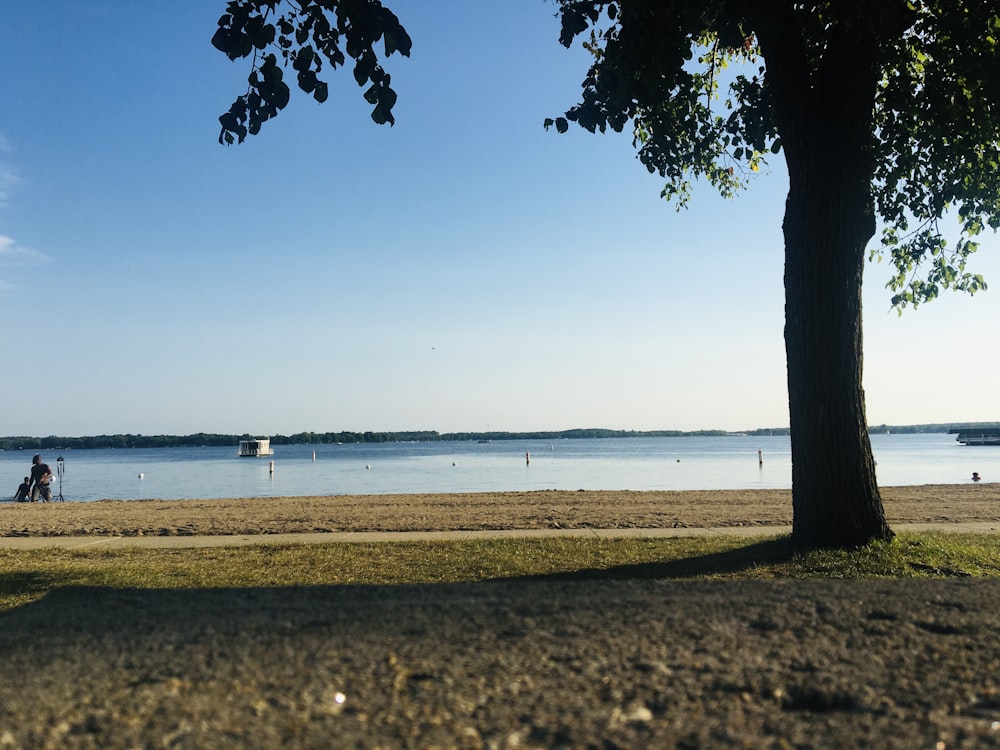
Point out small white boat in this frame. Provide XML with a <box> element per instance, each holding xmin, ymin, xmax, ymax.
<box><xmin>238</xmin><ymin>438</ymin><xmax>274</xmax><ymax>457</ymax></box>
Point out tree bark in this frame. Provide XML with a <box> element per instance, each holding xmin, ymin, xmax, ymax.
<box><xmin>783</xmin><ymin>153</ymin><xmax>893</xmax><ymax>548</ymax></box>
<box><xmin>760</xmin><ymin>12</ymin><xmax>894</xmax><ymax>547</ymax></box>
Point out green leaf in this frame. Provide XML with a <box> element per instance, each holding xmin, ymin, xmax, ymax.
<box><xmin>211</xmin><ymin>27</ymin><xmax>232</xmax><ymax>56</ymax></box>
<box><xmin>298</xmin><ymin>69</ymin><xmax>318</xmax><ymax>94</ymax></box>
<box><xmin>293</xmin><ymin>45</ymin><xmax>315</xmax><ymax>73</ymax></box>
<box><xmin>272</xmin><ymin>80</ymin><xmax>290</xmax><ymax>110</ymax></box>
<box><xmin>354</xmin><ymin>54</ymin><xmax>376</xmax><ymax>86</ymax></box>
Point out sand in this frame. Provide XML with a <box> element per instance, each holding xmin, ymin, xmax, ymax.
<box><xmin>0</xmin><ymin>483</ymin><xmax>997</xmax><ymax>537</ymax></box>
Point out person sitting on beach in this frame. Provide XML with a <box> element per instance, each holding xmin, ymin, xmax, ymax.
<box><xmin>29</xmin><ymin>455</ymin><xmax>53</xmax><ymax>503</ymax></box>
<box><xmin>12</xmin><ymin>477</ymin><xmax>31</xmax><ymax>503</ymax></box>
<box><xmin>972</xmin><ymin>472</ymin><xmax>982</xmax><ymax>483</ymax></box>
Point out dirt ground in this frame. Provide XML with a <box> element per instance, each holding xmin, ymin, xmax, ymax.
<box><xmin>0</xmin><ymin>483</ymin><xmax>997</xmax><ymax>537</ymax></box>
<box><xmin>4</xmin><ymin>578</ymin><xmax>1000</xmax><ymax>749</ymax></box>
<box><xmin>4</xmin><ymin>485</ymin><xmax>1000</xmax><ymax>748</ymax></box>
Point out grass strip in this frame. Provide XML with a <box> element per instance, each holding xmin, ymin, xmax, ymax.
<box><xmin>0</xmin><ymin>532</ymin><xmax>998</xmax><ymax>611</ymax></box>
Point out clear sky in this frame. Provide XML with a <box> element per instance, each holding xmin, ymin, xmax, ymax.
<box><xmin>1</xmin><ymin>1</ymin><xmax>997</xmax><ymax>437</ymax></box>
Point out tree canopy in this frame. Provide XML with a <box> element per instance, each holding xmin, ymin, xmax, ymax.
<box><xmin>544</xmin><ymin>1</ymin><xmax>999</xmax><ymax>308</ymax></box>
<box><xmin>213</xmin><ymin>0</ymin><xmax>999</xmax><ymax>308</ymax></box>
<box><xmin>212</xmin><ymin>0</ymin><xmax>412</xmax><ymax>142</ymax></box>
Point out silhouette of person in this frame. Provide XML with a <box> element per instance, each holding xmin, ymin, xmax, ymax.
<box><xmin>30</xmin><ymin>455</ymin><xmax>53</xmax><ymax>502</ymax></box>
<box><xmin>13</xmin><ymin>477</ymin><xmax>31</xmax><ymax>502</ymax></box>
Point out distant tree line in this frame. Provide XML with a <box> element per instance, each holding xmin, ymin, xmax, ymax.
<box><xmin>0</xmin><ymin>423</ymin><xmax>983</xmax><ymax>451</ymax></box>
<box><xmin>0</xmin><ymin>429</ymin><xmax>729</xmax><ymax>450</ymax></box>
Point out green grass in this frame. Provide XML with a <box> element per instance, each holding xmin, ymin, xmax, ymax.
<box><xmin>0</xmin><ymin>532</ymin><xmax>998</xmax><ymax>610</ymax></box>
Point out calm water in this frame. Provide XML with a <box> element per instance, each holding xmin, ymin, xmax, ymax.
<box><xmin>0</xmin><ymin>434</ymin><xmax>993</xmax><ymax>503</ymax></box>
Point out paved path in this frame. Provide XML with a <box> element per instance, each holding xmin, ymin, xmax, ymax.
<box><xmin>1</xmin><ymin>521</ymin><xmax>997</xmax><ymax>549</ymax></box>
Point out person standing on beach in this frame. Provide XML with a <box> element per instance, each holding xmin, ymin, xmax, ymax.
<box><xmin>29</xmin><ymin>455</ymin><xmax>53</xmax><ymax>503</ymax></box>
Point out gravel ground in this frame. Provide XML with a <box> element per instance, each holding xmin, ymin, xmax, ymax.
<box><xmin>1</xmin><ymin>486</ymin><xmax>999</xmax><ymax>748</ymax></box>
<box><xmin>2</xmin><ymin>580</ymin><xmax>1000</xmax><ymax>748</ymax></box>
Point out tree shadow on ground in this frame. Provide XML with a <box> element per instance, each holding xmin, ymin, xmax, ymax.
<box><xmin>0</xmin><ymin>571</ymin><xmax>66</xmax><ymax>601</ymax></box>
<box><xmin>503</xmin><ymin>536</ymin><xmax>796</xmax><ymax>583</ymax></box>
<box><xmin>0</xmin><ymin>575</ymin><xmax>996</xmax><ymax>748</ymax></box>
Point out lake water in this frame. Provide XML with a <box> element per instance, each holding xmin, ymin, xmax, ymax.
<box><xmin>0</xmin><ymin>433</ymin><xmax>993</xmax><ymax>503</ymax></box>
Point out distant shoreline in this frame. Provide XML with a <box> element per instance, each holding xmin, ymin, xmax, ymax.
<box><xmin>3</xmin><ymin>422</ymin><xmax>996</xmax><ymax>451</ymax></box>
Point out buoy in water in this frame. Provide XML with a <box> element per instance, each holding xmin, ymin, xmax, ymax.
<box><xmin>138</xmin><ymin>473</ymin><xmax>144</xmax><ymax>479</ymax></box>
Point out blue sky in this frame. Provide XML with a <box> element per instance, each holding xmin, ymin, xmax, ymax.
<box><xmin>1</xmin><ymin>1</ymin><xmax>997</xmax><ymax>437</ymax></box>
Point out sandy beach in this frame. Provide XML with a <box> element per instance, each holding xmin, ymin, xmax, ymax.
<box><xmin>0</xmin><ymin>483</ymin><xmax>997</xmax><ymax>537</ymax></box>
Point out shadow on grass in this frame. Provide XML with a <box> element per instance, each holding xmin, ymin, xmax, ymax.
<box><xmin>505</xmin><ymin>536</ymin><xmax>796</xmax><ymax>582</ymax></box>
<box><xmin>0</xmin><ymin>571</ymin><xmax>66</xmax><ymax>600</ymax></box>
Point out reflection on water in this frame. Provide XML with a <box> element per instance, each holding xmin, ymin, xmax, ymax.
<box><xmin>0</xmin><ymin>433</ymin><xmax>989</xmax><ymax>503</ymax></box>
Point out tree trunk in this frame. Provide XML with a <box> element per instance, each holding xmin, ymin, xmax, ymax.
<box><xmin>753</xmin><ymin>10</ymin><xmax>896</xmax><ymax>549</ymax></box>
<box><xmin>782</xmin><ymin>136</ymin><xmax>893</xmax><ymax>549</ymax></box>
